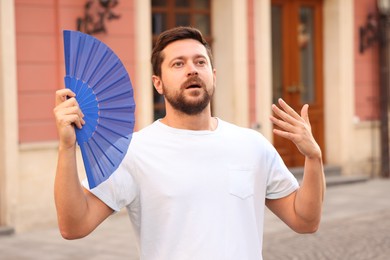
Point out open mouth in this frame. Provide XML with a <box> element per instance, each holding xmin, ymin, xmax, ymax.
<box><xmin>186</xmin><ymin>84</ymin><xmax>201</xmax><ymax>89</ymax></box>
<box><xmin>182</xmin><ymin>76</ymin><xmax>205</xmax><ymax>90</ymax></box>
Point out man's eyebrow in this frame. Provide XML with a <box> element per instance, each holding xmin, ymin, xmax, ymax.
<box><xmin>170</xmin><ymin>56</ymin><xmax>185</xmax><ymax>61</ymax></box>
<box><xmin>194</xmin><ymin>54</ymin><xmax>207</xmax><ymax>59</ymax></box>
<box><xmin>169</xmin><ymin>54</ymin><xmax>207</xmax><ymax>63</ymax></box>
<box><xmin>166</xmin><ymin>56</ymin><xmax>184</xmax><ymax>65</ymax></box>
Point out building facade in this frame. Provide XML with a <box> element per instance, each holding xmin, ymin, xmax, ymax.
<box><xmin>0</xmin><ymin>0</ymin><xmax>383</xmax><ymax>232</ymax></box>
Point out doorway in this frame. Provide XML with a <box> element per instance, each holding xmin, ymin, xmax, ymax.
<box><xmin>271</xmin><ymin>0</ymin><xmax>324</xmax><ymax>167</ymax></box>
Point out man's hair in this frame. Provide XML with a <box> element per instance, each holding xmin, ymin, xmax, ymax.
<box><xmin>151</xmin><ymin>26</ymin><xmax>213</xmax><ymax>77</ymax></box>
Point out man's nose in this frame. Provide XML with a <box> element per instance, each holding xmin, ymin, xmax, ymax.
<box><xmin>186</xmin><ymin>63</ymin><xmax>198</xmax><ymax>76</ymax></box>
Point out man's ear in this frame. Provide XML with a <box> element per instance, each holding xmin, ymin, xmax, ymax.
<box><xmin>152</xmin><ymin>75</ymin><xmax>163</xmax><ymax>95</ymax></box>
<box><xmin>213</xmin><ymin>68</ymin><xmax>216</xmax><ymax>87</ymax></box>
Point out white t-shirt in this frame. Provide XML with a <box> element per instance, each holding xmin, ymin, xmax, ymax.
<box><xmin>83</xmin><ymin>119</ymin><xmax>299</xmax><ymax>260</ymax></box>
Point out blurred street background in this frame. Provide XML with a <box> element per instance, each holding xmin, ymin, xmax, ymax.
<box><xmin>1</xmin><ymin>178</ymin><xmax>389</xmax><ymax>260</ymax></box>
<box><xmin>1</xmin><ymin>1</ymin><xmax>390</xmax><ymax>259</ymax></box>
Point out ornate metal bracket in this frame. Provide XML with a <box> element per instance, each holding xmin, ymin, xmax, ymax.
<box><xmin>77</xmin><ymin>0</ymin><xmax>121</xmax><ymax>35</ymax></box>
<box><xmin>359</xmin><ymin>13</ymin><xmax>379</xmax><ymax>53</ymax></box>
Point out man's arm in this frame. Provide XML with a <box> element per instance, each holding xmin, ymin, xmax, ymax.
<box><xmin>53</xmin><ymin>89</ymin><xmax>113</xmax><ymax>239</ymax></box>
<box><xmin>267</xmin><ymin>98</ymin><xmax>325</xmax><ymax>233</ymax></box>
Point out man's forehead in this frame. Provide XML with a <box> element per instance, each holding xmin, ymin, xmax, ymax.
<box><xmin>162</xmin><ymin>39</ymin><xmax>208</xmax><ymax>59</ymax></box>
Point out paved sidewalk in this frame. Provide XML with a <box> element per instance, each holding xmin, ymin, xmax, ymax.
<box><xmin>263</xmin><ymin>178</ymin><xmax>390</xmax><ymax>260</ymax></box>
<box><xmin>1</xmin><ymin>178</ymin><xmax>389</xmax><ymax>260</ymax></box>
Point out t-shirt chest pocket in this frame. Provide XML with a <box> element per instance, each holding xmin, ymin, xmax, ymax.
<box><xmin>228</xmin><ymin>165</ymin><xmax>255</xmax><ymax>199</ymax></box>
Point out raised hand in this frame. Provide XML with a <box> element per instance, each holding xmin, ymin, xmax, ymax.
<box><xmin>53</xmin><ymin>89</ymin><xmax>85</xmax><ymax>149</ymax></box>
<box><xmin>270</xmin><ymin>98</ymin><xmax>321</xmax><ymax>159</ymax></box>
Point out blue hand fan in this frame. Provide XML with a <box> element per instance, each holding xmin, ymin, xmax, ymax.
<box><xmin>63</xmin><ymin>30</ymin><xmax>135</xmax><ymax>189</ymax></box>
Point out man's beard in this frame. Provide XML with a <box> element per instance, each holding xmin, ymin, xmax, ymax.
<box><xmin>162</xmin><ymin>76</ymin><xmax>214</xmax><ymax>115</ymax></box>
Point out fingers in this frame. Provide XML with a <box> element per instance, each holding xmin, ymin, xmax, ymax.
<box><xmin>62</xmin><ymin>106</ymin><xmax>85</xmax><ymax>129</ymax></box>
<box><xmin>54</xmin><ymin>103</ymin><xmax>85</xmax><ymax>129</ymax></box>
<box><xmin>272</xmin><ymin>128</ymin><xmax>296</xmax><ymax>142</ymax></box>
<box><xmin>278</xmin><ymin>98</ymin><xmax>301</xmax><ymax>121</ymax></box>
<box><xmin>53</xmin><ymin>89</ymin><xmax>85</xmax><ymax>129</ymax></box>
<box><xmin>269</xmin><ymin>109</ymin><xmax>295</xmax><ymax>134</ymax></box>
<box><xmin>301</xmin><ymin>104</ymin><xmax>310</xmax><ymax>125</ymax></box>
<box><xmin>271</xmin><ymin>99</ymin><xmax>303</xmax><ymax>129</ymax></box>
<box><xmin>269</xmin><ymin>99</ymin><xmax>321</xmax><ymax>158</ymax></box>
<box><xmin>269</xmin><ymin>98</ymin><xmax>310</xmax><ymax>140</ymax></box>
<box><xmin>55</xmin><ymin>89</ymin><xmax>75</xmax><ymax>106</ymax></box>
<box><xmin>271</xmin><ymin>99</ymin><xmax>310</xmax><ymax>126</ymax></box>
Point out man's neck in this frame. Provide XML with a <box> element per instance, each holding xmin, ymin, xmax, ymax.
<box><xmin>160</xmin><ymin>106</ymin><xmax>217</xmax><ymax>131</ymax></box>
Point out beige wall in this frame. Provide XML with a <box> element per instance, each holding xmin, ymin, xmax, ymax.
<box><xmin>212</xmin><ymin>0</ymin><xmax>249</xmax><ymax>127</ymax></box>
<box><xmin>17</xmin><ymin>144</ymin><xmax>59</xmax><ymax>231</ymax></box>
<box><xmin>0</xmin><ymin>0</ymin><xmax>4</xmax><ymax>227</ymax></box>
<box><xmin>17</xmin><ymin>144</ymin><xmax>87</xmax><ymax>231</ymax></box>
<box><xmin>0</xmin><ymin>0</ymin><xmax>19</xmax><ymax>228</ymax></box>
<box><xmin>134</xmin><ymin>0</ymin><xmax>153</xmax><ymax>130</ymax></box>
<box><xmin>254</xmin><ymin>0</ymin><xmax>273</xmax><ymax>140</ymax></box>
<box><xmin>323</xmin><ymin>0</ymin><xmax>379</xmax><ymax>176</ymax></box>
<box><xmin>351</xmin><ymin>121</ymin><xmax>380</xmax><ymax>176</ymax></box>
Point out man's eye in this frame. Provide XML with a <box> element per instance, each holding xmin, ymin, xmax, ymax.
<box><xmin>197</xmin><ymin>60</ymin><xmax>206</xmax><ymax>65</ymax></box>
<box><xmin>173</xmin><ymin>62</ymin><xmax>183</xmax><ymax>67</ymax></box>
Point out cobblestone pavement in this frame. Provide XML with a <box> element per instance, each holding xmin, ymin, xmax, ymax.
<box><xmin>0</xmin><ymin>178</ymin><xmax>389</xmax><ymax>259</ymax></box>
<box><xmin>263</xmin><ymin>178</ymin><xmax>390</xmax><ymax>260</ymax></box>
<box><xmin>263</xmin><ymin>210</ymin><xmax>390</xmax><ymax>260</ymax></box>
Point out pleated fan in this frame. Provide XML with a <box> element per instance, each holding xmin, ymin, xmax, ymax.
<box><xmin>63</xmin><ymin>30</ymin><xmax>135</xmax><ymax>189</ymax></box>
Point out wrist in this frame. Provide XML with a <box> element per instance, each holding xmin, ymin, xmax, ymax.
<box><xmin>305</xmin><ymin>147</ymin><xmax>322</xmax><ymax>160</ymax></box>
<box><xmin>306</xmin><ymin>152</ymin><xmax>322</xmax><ymax>161</ymax></box>
<box><xmin>58</xmin><ymin>142</ymin><xmax>76</xmax><ymax>152</ymax></box>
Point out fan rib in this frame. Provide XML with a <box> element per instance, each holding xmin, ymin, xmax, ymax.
<box><xmin>94</xmin><ymin>131</ymin><xmax>124</xmax><ymax>154</ymax></box>
<box><xmin>79</xmin><ymin>144</ymin><xmax>96</xmax><ymax>188</ymax></box>
<box><xmin>82</xmin><ymin>106</ymin><xmax>99</xmax><ymax>113</ymax></box>
<box><xmin>94</xmin><ymin>75</ymin><xmax>126</xmax><ymax>96</ymax></box>
<box><xmin>99</xmin><ymin>105</ymin><xmax>135</xmax><ymax>111</ymax></box>
<box><xmin>74</xmin><ymin>35</ymin><xmax>85</xmax><ymax>78</ymax></box>
<box><xmin>92</xmin><ymin>61</ymin><xmax>120</xmax><ymax>90</ymax></box>
<box><xmin>86</xmin><ymin>142</ymin><xmax>106</xmax><ymax>178</ymax></box>
<box><xmin>80</xmin><ymin>97</ymin><xmax>98</xmax><ymax>108</ymax></box>
<box><xmin>64</xmin><ymin>31</ymin><xmax>71</xmax><ymax>75</ymax></box>
<box><xmin>85</xmin><ymin>48</ymin><xmax>109</xmax><ymax>84</ymax></box>
<box><xmin>75</xmin><ymin>84</ymin><xmax>90</xmax><ymax>103</ymax></box>
<box><xmin>80</xmin><ymin>42</ymin><xmax>97</xmax><ymax>80</ymax></box>
<box><xmin>71</xmin><ymin>78</ymin><xmax>81</xmax><ymax>96</ymax></box>
<box><xmin>99</xmin><ymin>115</ymin><xmax>134</xmax><ymax>124</ymax></box>
<box><xmin>91</xmin><ymin>136</ymin><xmax>116</xmax><ymax>168</ymax></box>
<box><xmin>98</xmin><ymin>89</ymin><xmax>133</xmax><ymax>103</ymax></box>
<box><xmin>98</xmin><ymin>124</ymin><xmax>129</xmax><ymax>139</ymax></box>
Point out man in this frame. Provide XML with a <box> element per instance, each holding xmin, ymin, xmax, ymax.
<box><xmin>53</xmin><ymin>26</ymin><xmax>325</xmax><ymax>259</ymax></box>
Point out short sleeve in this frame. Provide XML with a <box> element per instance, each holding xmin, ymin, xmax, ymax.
<box><xmin>265</xmin><ymin>150</ymin><xmax>299</xmax><ymax>199</ymax></box>
<box><xmin>82</xmin><ymin>158</ymin><xmax>138</xmax><ymax>212</ymax></box>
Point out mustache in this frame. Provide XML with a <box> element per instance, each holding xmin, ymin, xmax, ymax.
<box><xmin>181</xmin><ymin>76</ymin><xmax>206</xmax><ymax>89</ymax></box>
